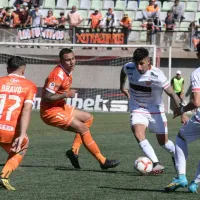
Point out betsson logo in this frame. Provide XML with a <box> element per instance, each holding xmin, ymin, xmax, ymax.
<box><xmin>33</xmin><ymin>93</ymin><xmax>128</xmax><ymax>112</ymax></box>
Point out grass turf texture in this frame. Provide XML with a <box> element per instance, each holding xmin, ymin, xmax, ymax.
<box><xmin>0</xmin><ymin>111</ymin><xmax>200</xmax><ymax>199</ymax></box>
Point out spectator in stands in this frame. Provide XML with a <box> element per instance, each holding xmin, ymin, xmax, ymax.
<box><xmin>30</xmin><ymin>4</ymin><xmax>42</xmax><ymax>48</ymax></box>
<box><xmin>19</xmin><ymin>3</ymin><xmax>31</xmax><ymax>27</ymax></box>
<box><xmin>171</xmin><ymin>0</ymin><xmax>184</xmax><ymax>23</ymax></box>
<box><xmin>188</xmin><ymin>22</ymin><xmax>200</xmax><ymax>51</ymax></box>
<box><xmin>142</xmin><ymin>0</ymin><xmax>160</xmax><ymax>20</ymax></box>
<box><xmin>102</xmin><ymin>8</ymin><xmax>115</xmax><ymax>50</ymax></box>
<box><xmin>83</xmin><ymin>9</ymin><xmax>102</xmax><ymax>50</ymax></box>
<box><xmin>44</xmin><ymin>10</ymin><xmax>57</xmax><ymax>27</ymax></box>
<box><xmin>30</xmin><ymin>4</ymin><xmax>42</xmax><ymax>27</ymax></box>
<box><xmin>57</xmin><ymin>12</ymin><xmax>67</xmax><ymax>29</ymax></box>
<box><xmin>2</xmin><ymin>7</ymin><xmax>12</xmax><ymax>27</ymax></box>
<box><xmin>11</xmin><ymin>4</ymin><xmax>21</xmax><ymax>27</ymax></box>
<box><xmin>0</xmin><ymin>6</ymin><xmax>5</xmax><ymax>25</ymax></box>
<box><xmin>120</xmin><ymin>14</ymin><xmax>131</xmax><ymax>50</ymax></box>
<box><xmin>102</xmin><ymin>8</ymin><xmax>115</xmax><ymax>28</ymax></box>
<box><xmin>67</xmin><ymin>6</ymin><xmax>83</xmax><ymax>43</ymax></box>
<box><xmin>164</xmin><ymin>10</ymin><xmax>175</xmax><ymax>51</ymax></box>
<box><xmin>67</xmin><ymin>6</ymin><xmax>83</xmax><ymax>28</ymax></box>
<box><xmin>142</xmin><ymin>19</ymin><xmax>155</xmax><ymax>44</ymax></box>
<box><xmin>88</xmin><ymin>9</ymin><xmax>102</xmax><ymax>29</ymax></box>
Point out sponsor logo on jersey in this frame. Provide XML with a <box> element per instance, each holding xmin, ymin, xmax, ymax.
<box><xmin>10</xmin><ymin>78</ymin><xmax>19</xmax><ymax>83</ymax></box>
<box><xmin>0</xmin><ymin>124</ymin><xmax>14</xmax><ymax>131</ymax></box>
<box><xmin>150</xmin><ymin>72</ymin><xmax>158</xmax><ymax>78</ymax></box>
<box><xmin>48</xmin><ymin>82</ymin><xmax>55</xmax><ymax>89</ymax></box>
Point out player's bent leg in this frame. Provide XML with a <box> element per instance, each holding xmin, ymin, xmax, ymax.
<box><xmin>0</xmin><ymin>135</ymin><xmax>29</xmax><ymax>190</ymax></box>
<box><xmin>132</xmin><ymin>124</ymin><xmax>162</xmax><ymax>174</ymax></box>
<box><xmin>68</xmin><ymin>110</ymin><xmax>93</xmax><ymax>157</ymax></box>
<box><xmin>68</xmin><ymin>118</ymin><xmax>120</xmax><ymax>169</ymax></box>
<box><xmin>156</xmin><ymin>134</ymin><xmax>175</xmax><ymax>168</ymax></box>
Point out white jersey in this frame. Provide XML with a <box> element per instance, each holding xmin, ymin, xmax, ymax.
<box><xmin>191</xmin><ymin>67</ymin><xmax>200</xmax><ymax>120</ymax></box>
<box><xmin>123</xmin><ymin>62</ymin><xmax>170</xmax><ymax>112</ymax></box>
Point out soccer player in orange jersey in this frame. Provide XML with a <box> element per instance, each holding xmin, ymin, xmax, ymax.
<box><xmin>40</xmin><ymin>48</ymin><xmax>120</xmax><ymax>169</ymax></box>
<box><xmin>0</xmin><ymin>56</ymin><xmax>37</xmax><ymax>190</ymax></box>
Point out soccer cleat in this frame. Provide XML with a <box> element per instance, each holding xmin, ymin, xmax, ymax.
<box><xmin>100</xmin><ymin>159</ymin><xmax>120</xmax><ymax>170</ymax></box>
<box><xmin>149</xmin><ymin>163</ymin><xmax>165</xmax><ymax>175</ymax></box>
<box><xmin>0</xmin><ymin>178</ymin><xmax>15</xmax><ymax>191</ymax></box>
<box><xmin>164</xmin><ymin>175</ymin><xmax>188</xmax><ymax>192</ymax></box>
<box><xmin>188</xmin><ymin>181</ymin><xmax>199</xmax><ymax>193</ymax></box>
<box><xmin>66</xmin><ymin>149</ymin><xmax>81</xmax><ymax>169</ymax></box>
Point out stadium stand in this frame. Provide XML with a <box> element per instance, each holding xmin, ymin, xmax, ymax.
<box><xmin>0</xmin><ymin>0</ymin><xmax>200</xmax><ymax>47</ymax></box>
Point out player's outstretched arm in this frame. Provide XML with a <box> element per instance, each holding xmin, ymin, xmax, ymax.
<box><xmin>42</xmin><ymin>90</ymin><xmax>76</xmax><ymax>102</ymax></box>
<box><xmin>181</xmin><ymin>92</ymin><xmax>200</xmax><ymax>113</ymax></box>
<box><xmin>164</xmin><ymin>86</ymin><xmax>181</xmax><ymax>108</ymax></box>
<box><xmin>120</xmin><ymin>67</ymin><xmax>130</xmax><ymax>98</ymax></box>
<box><xmin>10</xmin><ymin>102</ymin><xmax>33</xmax><ymax>153</ymax></box>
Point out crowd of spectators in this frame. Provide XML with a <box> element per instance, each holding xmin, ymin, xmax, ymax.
<box><xmin>0</xmin><ymin>0</ymin><xmax>198</xmax><ymax>50</ymax></box>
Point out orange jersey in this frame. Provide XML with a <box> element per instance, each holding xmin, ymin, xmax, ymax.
<box><xmin>90</xmin><ymin>13</ymin><xmax>102</xmax><ymax>28</ymax></box>
<box><xmin>40</xmin><ymin>64</ymin><xmax>72</xmax><ymax>110</ymax></box>
<box><xmin>0</xmin><ymin>74</ymin><xmax>37</xmax><ymax>143</ymax></box>
<box><xmin>145</xmin><ymin>5</ymin><xmax>159</xmax><ymax>12</ymax></box>
<box><xmin>120</xmin><ymin>17</ymin><xmax>131</xmax><ymax>29</ymax></box>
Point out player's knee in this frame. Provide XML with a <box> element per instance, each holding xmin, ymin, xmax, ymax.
<box><xmin>77</xmin><ymin>122</ymin><xmax>89</xmax><ymax>134</ymax></box>
<box><xmin>134</xmin><ymin>132</ymin><xmax>145</xmax><ymax>142</ymax></box>
<box><xmin>84</xmin><ymin>115</ymin><xmax>94</xmax><ymax>128</ymax></box>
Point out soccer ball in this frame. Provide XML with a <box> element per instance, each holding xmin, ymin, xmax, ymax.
<box><xmin>134</xmin><ymin>157</ymin><xmax>153</xmax><ymax>174</ymax></box>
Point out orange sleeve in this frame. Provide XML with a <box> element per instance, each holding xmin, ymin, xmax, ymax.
<box><xmin>25</xmin><ymin>84</ymin><xmax>37</xmax><ymax>105</ymax></box>
<box><xmin>45</xmin><ymin>71</ymin><xmax>64</xmax><ymax>94</ymax></box>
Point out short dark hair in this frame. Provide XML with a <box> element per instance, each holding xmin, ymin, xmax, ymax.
<box><xmin>59</xmin><ymin>48</ymin><xmax>73</xmax><ymax>59</ymax></box>
<box><xmin>7</xmin><ymin>56</ymin><xmax>26</xmax><ymax>71</ymax></box>
<box><xmin>133</xmin><ymin>48</ymin><xmax>149</xmax><ymax>63</ymax></box>
<box><xmin>197</xmin><ymin>43</ymin><xmax>200</xmax><ymax>53</ymax></box>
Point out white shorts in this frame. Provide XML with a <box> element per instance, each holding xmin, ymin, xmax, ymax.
<box><xmin>179</xmin><ymin>115</ymin><xmax>200</xmax><ymax>143</ymax></box>
<box><xmin>130</xmin><ymin>110</ymin><xmax>168</xmax><ymax>134</ymax></box>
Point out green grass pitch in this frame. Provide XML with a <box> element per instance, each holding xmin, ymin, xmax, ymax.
<box><xmin>0</xmin><ymin>111</ymin><xmax>200</xmax><ymax>199</ymax></box>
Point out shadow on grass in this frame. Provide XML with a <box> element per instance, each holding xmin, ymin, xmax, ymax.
<box><xmin>99</xmin><ymin>186</ymin><xmax>190</xmax><ymax>194</ymax></box>
<box><xmin>55</xmin><ymin>166</ymin><xmax>136</xmax><ymax>175</ymax></box>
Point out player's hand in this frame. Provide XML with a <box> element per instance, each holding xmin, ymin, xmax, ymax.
<box><xmin>181</xmin><ymin>114</ymin><xmax>189</xmax><ymax>125</ymax></box>
<box><xmin>121</xmin><ymin>89</ymin><xmax>130</xmax><ymax>98</ymax></box>
<box><xmin>173</xmin><ymin>107</ymin><xmax>182</xmax><ymax>118</ymax></box>
<box><xmin>65</xmin><ymin>89</ymin><xmax>77</xmax><ymax>98</ymax></box>
<box><xmin>10</xmin><ymin>136</ymin><xmax>24</xmax><ymax>153</ymax></box>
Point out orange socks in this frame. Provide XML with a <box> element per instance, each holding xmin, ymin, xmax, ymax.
<box><xmin>81</xmin><ymin>130</ymin><xmax>106</xmax><ymax>164</ymax></box>
<box><xmin>71</xmin><ymin>116</ymin><xmax>94</xmax><ymax>155</ymax></box>
<box><xmin>72</xmin><ymin>134</ymin><xmax>82</xmax><ymax>155</ymax></box>
<box><xmin>1</xmin><ymin>153</ymin><xmax>23</xmax><ymax>179</ymax></box>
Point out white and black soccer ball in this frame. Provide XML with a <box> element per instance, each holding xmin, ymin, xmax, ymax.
<box><xmin>134</xmin><ymin>157</ymin><xmax>153</xmax><ymax>174</ymax></box>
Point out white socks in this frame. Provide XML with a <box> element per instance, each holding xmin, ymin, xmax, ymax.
<box><xmin>161</xmin><ymin>140</ymin><xmax>175</xmax><ymax>156</ymax></box>
<box><xmin>175</xmin><ymin>135</ymin><xmax>188</xmax><ymax>175</ymax></box>
<box><xmin>139</xmin><ymin>139</ymin><xmax>159</xmax><ymax>163</ymax></box>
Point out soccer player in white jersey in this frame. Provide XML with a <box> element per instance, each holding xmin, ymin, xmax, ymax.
<box><xmin>165</xmin><ymin>43</ymin><xmax>200</xmax><ymax>193</ymax></box>
<box><xmin>120</xmin><ymin>47</ymin><xmax>184</xmax><ymax>174</ymax></box>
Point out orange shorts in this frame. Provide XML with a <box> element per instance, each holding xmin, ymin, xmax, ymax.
<box><xmin>40</xmin><ymin>104</ymin><xmax>75</xmax><ymax>130</ymax></box>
